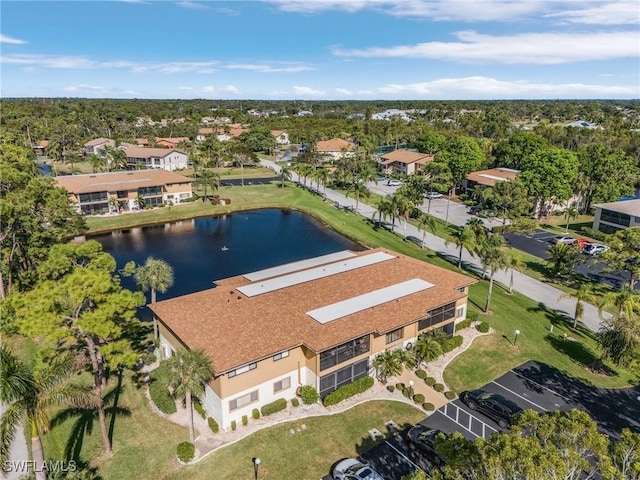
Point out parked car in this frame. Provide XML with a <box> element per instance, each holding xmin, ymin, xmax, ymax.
<box><xmin>468</xmin><ymin>205</ymin><xmax>482</xmax><ymax>215</ymax></box>
<box><xmin>460</xmin><ymin>389</ymin><xmax>523</xmax><ymax>428</ymax></box>
<box><xmin>407</xmin><ymin>425</ymin><xmax>446</xmax><ymax>466</ymax></box>
<box><xmin>387</xmin><ymin>179</ymin><xmax>402</xmax><ymax>187</ymax></box>
<box><xmin>331</xmin><ymin>458</ymin><xmax>384</xmax><ymax>480</ymax></box>
<box><xmin>584</xmin><ymin>243</ymin><xmax>609</xmax><ymax>256</ymax></box>
<box><xmin>550</xmin><ymin>236</ymin><xmax>578</xmax><ymax>245</ymax></box>
<box><xmin>425</xmin><ymin>192</ymin><xmax>443</xmax><ymax>199</ymax></box>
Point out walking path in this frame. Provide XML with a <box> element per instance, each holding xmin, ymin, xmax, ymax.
<box><xmin>262</xmin><ymin>159</ymin><xmax>607</xmax><ymax>333</ymax></box>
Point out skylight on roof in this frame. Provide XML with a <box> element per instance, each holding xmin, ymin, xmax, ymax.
<box><xmin>243</xmin><ymin>250</ymin><xmax>356</xmax><ymax>282</ymax></box>
<box><xmin>237</xmin><ymin>251</ymin><xmax>395</xmax><ymax>297</ymax></box>
<box><xmin>307</xmin><ymin>278</ymin><xmax>434</xmax><ymax>324</ymax></box>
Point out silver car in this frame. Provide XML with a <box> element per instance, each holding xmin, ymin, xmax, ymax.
<box><xmin>331</xmin><ymin>458</ymin><xmax>384</xmax><ymax>480</ymax></box>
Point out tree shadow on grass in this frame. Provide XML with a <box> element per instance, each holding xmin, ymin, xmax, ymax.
<box><xmin>527</xmin><ymin>302</ymin><xmax>598</xmax><ymax>341</ymax></box>
<box><xmin>544</xmin><ymin>334</ymin><xmax>615</xmax><ymax>377</ymax></box>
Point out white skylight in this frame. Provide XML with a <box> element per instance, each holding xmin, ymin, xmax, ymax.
<box><xmin>237</xmin><ymin>251</ymin><xmax>396</xmax><ymax>297</ymax></box>
<box><xmin>243</xmin><ymin>250</ymin><xmax>356</xmax><ymax>281</ymax></box>
<box><xmin>307</xmin><ymin>278</ymin><xmax>435</xmax><ymax>324</ymax></box>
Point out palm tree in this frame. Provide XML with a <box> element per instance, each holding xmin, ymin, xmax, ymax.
<box><xmin>507</xmin><ymin>253</ymin><xmax>525</xmax><ymax>294</ymax></box>
<box><xmin>417</xmin><ymin>213</ymin><xmax>437</xmax><ymax>249</ymax></box>
<box><xmin>372</xmin><ymin>350</ymin><xmax>402</xmax><ymax>384</ymax></box>
<box><xmin>133</xmin><ymin>257</ymin><xmax>174</xmax><ymax>340</ymax></box>
<box><xmin>559</xmin><ymin>284</ymin><xmax>596</xmax><ymax>329</ymax></box>
<box><xmin>196</xmin><ymin>168</ymin><xmax>220</xmax><ymax>201</ymax></box>
<box><xmin>446</xmin><ymin>225</ymin><xmax>477</xmax><ymax>269</ymax></box>
<box><xmin>0</xmin><ymin>347</ymin><xmax>93</xmax><ymax>480</ymax></box>
<box><xmin>413</xmin><ymin>336</ymin><xmax>443</xmax><ymax>367</ymax></box>
<box><xmin>346</xmin><ymin>181</ymin><xmax>370</xmax><ymax>211</ymax></box>
<box><xmin>393</xmin><ymin>194</ymin><xmax>413</xmax><ymax>238</ymax></box>
<box><xmin>477</xmin><ymin>234</ymin><xmax>509</xmax><ymax>313</ymax></box>
<box><xmin>166</xmin><ymin>349</ymin><xmax>214</xmax><ymax>443</ymax></box>
<box><xmin>598</xmin><ymin>285</ymin><xmax>640</xmax><ymax>319</ymax></box>
<box><xmin>279</xmin><ymin>165</ymin><xmax>292</xmax><ymax>188</ymax></box>
<box><xmin>547</xmin><ymin>243</ymin><xmax>579</xmax><ymax>278</ymax></box>
<box><xmin>375</xmin><ymin>196</ymin><xmax>394</xmax><ymax>229</ymax></box>
<box><xmin>564</xmin><ymin>204</ymin><xmax>579</xmax><ymax>233</ymax></box>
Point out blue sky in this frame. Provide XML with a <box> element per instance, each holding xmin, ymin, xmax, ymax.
<box><xmin>1</xmin><ymin>0</ymin><xmax>639</xmax><ymax>100</ymax></box>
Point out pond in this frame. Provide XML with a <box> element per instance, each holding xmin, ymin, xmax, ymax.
<box><xmin>92</xmin><ymin>209</ymin><xmax>363</xmax><ymax>303</ymax></box>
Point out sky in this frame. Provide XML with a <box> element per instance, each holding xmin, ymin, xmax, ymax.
<box><xmin>1</xmin><ymin>0</ymin><xmax>639</xmax><ymax>100</ymax></box>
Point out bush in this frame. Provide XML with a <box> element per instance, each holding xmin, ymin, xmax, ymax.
<box><xmin>291</xmin><ymin>398</ymin><xmax>300</xmax><ymax>407</ymax></box>
<box><xmin>193</xmin><ymin>398</ymin><xmax>206</xmax><ymax>419</ymax></box>
<box><xmin>181</xmin><ymin>196</ymin><xmax>197</xmax><ymax>203</ymax></box>
<box><xmin>207</xmin><ymin>417</ymin><xmax>219</xmax><ymax>433</ymax></box>
<box><xmin>149</xmin><ymin>378</ymin><xmax>176</xmax><ymax>414</ymax></box>
<box><xmin>433</xmin><ymin>383</ymin><xmax>445</xmax><ymax>392</ymax></box>
<box><xmin>176</xmin><ymin>442</ymin><xmax>195</xmax><ymax>463</ymax></box>
<box><xmin>413</xmin><ymin>393</ymin><xmax>425</xmax><ymax>403</ymax></box>
<box><xmin>242</xmin><ymin>415</ymin><xmax>248</xmax><ymax>426</ymax></box>
<box><xmin>396</xmin><ymin>383</ymin><xmax>405</xmax><ymax>390</ymax></box>
<box><xmin>252</xmin><ymin>408</ymin><xmax>260</xmax><ymax>420</ymax></box>
<box><xmin>140</xmin><ymin>352</ymin><xmax>156</xmax><ymax>365</ymax></box>
<box><xmin>261</xmin><ymin>398</ymin><xmax>287</xmax><ymax>417</ymax></box>
<box><xmin>455</xmin><ymin>318</ymin><xmax>473</xmax><ymax>331</ymax></box>
<box><xmin>440</xmin><ymin>335</ymin><xmax>464</xmax><ymax>353</ymax></box>
<box><xmin>402</xmin><ymin>388</ymin><xmax>410</xmax><ymax>398</ymax></box>
<box><xmin>423</xmin><ymin>402</ymin><xmax>435</xmax><ymax>411</ymax></box>
<box><xmin>231</xmin><ymin>420</ymin><xmax>237</xmax><ymax>431</ymax></box>
<box><xmin>444</xmin><ymin>391</ymin><xmax>457</xmax><ymax>400</ymax></box>
<box><xmin>323</xmin><ymin>376</ymin><xmax>374</xmax><ymax>407</ymax></box>
<box><xmin>467</xmin><ymin>310</ymin><xmax>479</xmax><ymax>323</ymax></box>
<box><xmin>300</xmin><ymin>385</ymin><xmax>320</xmax><ymax>405</ymax></box>
<box><xmin>478</xmin><ymin>321</ymin><xmax>490</xmax><ymax>333</ymax></box>
<box><xmin>425</xmin><ymin>377</ymin><xmax>436</xmax><ymax>387</ymax></box>
<box><xmin>415</xmin><ymin>369</ymin><xmax>427</xmax><ymax>379</ymax></box>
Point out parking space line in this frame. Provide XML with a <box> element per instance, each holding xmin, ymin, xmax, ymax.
<box><xmin>509</xmin><ymin>370</ymin><xmax>571</xmax><ymax>403</ymax></box>
<box><xmin>383</xmin><ymin>440</ymin><xmax>422</xmax><ymax>471</ymax></box>
<box><xmin>440</xmin><ymin>403</ymin><xmax>497</xmax><ymax>438</ymax></box>
<box><xmin>490</xmin><ymin>381</ymin><xmax>547</xmax><ymax>411</ymax></box>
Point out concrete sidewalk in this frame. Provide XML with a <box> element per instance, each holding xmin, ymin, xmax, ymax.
<box><xmin>262</xmin><ymin>159</ymin><xmax>607</xmax><ymax>333</ymax></box>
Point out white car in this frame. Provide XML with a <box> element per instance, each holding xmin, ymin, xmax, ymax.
<box><xmin>584</xmin><ymin>243</ymin><xmax>609</xmax><ymax>256</ymax></box>
<box><xmin>425</xmin><ymin>192</ymin><xmax>443</xmax><ymax>199</ymax></box>
<box><xmin>331</xmin><ymin>458</ymin><xmax>384</xmax><ymax>480</ymax></box>
<box><xmin>386</xmin><ymin>180</ymin><xmax>402</xmax><ymax>187</ymax></box>
<box><xmin>551</xmin><ymin>236</ymin><xmax>577</xmax><ymax>245</ymax></box>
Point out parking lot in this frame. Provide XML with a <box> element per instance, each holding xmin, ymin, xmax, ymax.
<box><xmin>343</xmin><ymin>361</ymin><xmax>640</xmax><ymax>480</ymax></box>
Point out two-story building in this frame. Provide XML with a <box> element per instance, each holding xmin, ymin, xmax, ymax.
<box><xmin>380</xmin><ymin>150</ymin><xmax>434</xmax><ymax>176</ymax></box>
<box><xmin>150</xmin><ymin>248</ymin><xmax>475</xmax><ymax>430</ymax></box>
<box><xmin>55</xmin><ymin>170</ymin><xmax>193</xmax><ymax>215</ymax></box>
<box><xmin>83</xmin><ymin>138</ymin><xmax>116</xmax><ymax>156</ymax></box>
<box><xmin>124</xmin><ymin>147</ymin><xmax>188</xmax><ymax>171</ymax></box>
<box><xmin>271</xmin><ymin>130</ymin><xmax>290</xmax><ymax>146</ymax></box>
<box><xmin>316</xmin><ymin>138</ymin><xmax>356</xmax><ymax>160</ymax></box>
<box><xmin>461</xmin><ymin>167</ymin><xmax>520</xmax><ymax>195</ymax></box>
<box><xmin>592</xmin><ymin>199</ymin><xmax>640</xmax><ymax>234</ymax></box>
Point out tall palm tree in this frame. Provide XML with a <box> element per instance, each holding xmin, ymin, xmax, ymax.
<box><xmin>507</xmin><ymin>253</ymin><xmax>525</xmax><ymax>294</ymax></box>
<box><xmin>598</xmin><ymin>285</ymin><xmax>640</xmax><ymax>320</ymax></box>
<box><xmin>564</xmin><ymin>204</ymin><xmax>579</xmax><ymax>233</ymax></box>
<box><xmin>394</xmin><ymin>194</ymin><xmax>413</xmax><ymax>239</ymax></box>
<box><xmin>196</xmin><ymin>168</ymin><xmax>220</xmax><ymax>201</ymax></box>
<box><xmin>413</xmin><ymin>336</ymin><xmax>443</xmax><ymax>367</ymax></box>
<box><xmin>547</xmin><ymin>243</ymin><xmax>579</xmax><ymax>278</ymax></box>
<box><xmin>346</xmin><ymin>181</ymin><xmax>370</xmax><ymax>211</ymax></box>
<box><xmin>372</xmin><ymin>350</ymin><xmax>402</xmax><ymax>384</ymax></box>
<box><xmin>559</xmin><ymin>284</ymin><xmax>596</xmax><ymax>329</ymax></box>
<box><xmin>417</xmin><ymin>212</ymin><xmax>437</xmax><ymax>249</ymax></box>
<box><xmin>279</xmin><ymin>165</ymin><xmax>292</xmax><ymax>188</ymax></box>
<box><xmin>446</xmin><ymin>225</ymin><xmax>477</xmax><ymax>269</ymax></box>
<box><xmin>0</xmin><ymin>347</ymin><xmax>93</xmax><ymax>480</ymax></box>
<box><xmin>477</xmin><ymin>234</ymin><xmax>509</xmax><ymax>313</ymax></box>
<box><xmin>375</xmin><ymin>196</ymin><xmax>394</xmax><ymax>229</ymax></box>
<box><xmin>133</xmin><ymin>257</ymin><xmax>174</xmax><ymax>340</ymax></box>
<box><xmin>166</xmin><ymin>349</ymin><xmax>214</xmax><ymax>443</ymax></box>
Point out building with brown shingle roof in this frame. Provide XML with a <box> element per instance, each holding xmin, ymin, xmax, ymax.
<box><xmin>461</xmin><ymin>167</ymin><xmax>520</xmax><ymax>194</ymax></box>
<box><xmin>380</xmin><ymin>150</ymin><xmax>434</xmax><ymax>176</ymax></box>
<box><xmin>150</xmin><ymin>248</ymin><xmax>475</xmax><ymax>429</ymax></box>
<box><xmin>316</xmin><ymin>138</ymin><xmax>356</xmax><ymax>160</ymax></box>
<box><xmin>124</xmin><ymin>147</ymin><xmax>188</xmax><ymax>171</ymax></box>
<box><xmin>83</xmin><ymin>137</ymin><xmax>116</xmax><ymax>156</ymax></box>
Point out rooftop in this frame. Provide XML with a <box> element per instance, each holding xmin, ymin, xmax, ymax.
<box><xmin>465</xmin><ymin>167</ymin><xmax>520</xmax><ymax>187</ymax></box>
<box><xmin>150</xmin><ymin>248</ymin><xmax>475</xmax><ymax>373</ymax></box>
<box><xmin>380</xmin><ymin>150</ymin><xmax>434</xmax><ymax>165</ymax></box>
<box><xmin>124</xmin><ymin>147</ymin><xmax>184</xmax><ymax>158</ymax></box>
<box><xmin>54</xmin><ymin>169</ymin><xmax>192</xmax><ymax>194</ymax></box>
<box><xmin>594</xmin><ymin>198</ymin><xmax>640</xmax><ymax>216</ymax></box>
<box><xmin>316</xmin><ymin>138</ymin><xmax>355</xmax><ymax>152</ymax></box>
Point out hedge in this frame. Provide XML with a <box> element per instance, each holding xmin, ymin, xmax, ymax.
<box><xmin>413</xmin><ymin>393</ymin><xmax>425</xmax><ymax>403</ymax></box>
<box><xmin>440</xmin><ymin>335</ymin><xmax>464</xmax><ymax>353</ymax></box>
<box><xmin>433</xmin><ymin>383</ymin><xmax>445</xmax><ymax>392</ymax></box>
<box><xmin>207</xmin><ymin>417</ymin><xmax>219</xmax><ymax>433</ymax></box>
<box><xmin>242</xmin><ymin>415</ymin><xmax>248</xmax><ymax>426</ymax></box>
<box><xmin>444</xmin><ymin>391</ymin><xmax>457</xmax><ymax>400</ymax></box>
<box><xmin>291</xmin><ymin>398</ymin><xmax>300</xmax><ymax>407</ymax></box>
<box><xmin>177</xmin><ymin>442</ymin><xmax>195</xmax><ymax>463</ymax></box>
<box><xmin>300</xmin><ymin>385</ymin><xmax>320</xmax><ymax>405</ymax></box>
<box><xmin>425</xmin><ymin>377</ymin><xmax>436</xmax><ymax>387</ymax></box>
<box><xmin>261</xmin><ymin>398</ymin><xmax>287</xmax><ymax>417</ymax></box>
<box><xmin>467</xmin><ymin>310</ymin><xmax>479</xmax><ymax>323</ymax></box>
<box><xmin>323</xmin><ymin>376</ymin><xmax>374</xmax><ymax>407</ymax></box>
<box><xmin>455</xmin><ymin>318</ymin><xmax>473</xmax><ymax>331</ymax></box>
<box><xmin>396</xmin><ymin>383</ymin><xmax>405</xmax><ymax>390</ymax></box>
<box><xmin>415</xmin><ymin>369</ymin><xmax>427</xmax><ymax>379</ymax></box>
<box><xmin>423</xmin><ymin>402</ymin><xmax>435</xmax><ymax>411</ymax></box>
<box><xmin>478</xmin><ymin>321</ymin><xmax>490</xmax><ymax>333</ymax></box>
<box><xmin>149</xmin><ymin>379</ymin><xmax>176</xmax><ymax>414</ymax></box>
<box><xmin>193</xmin><ymin>399</ymin><xmax>206</xmax><ymax>419</ymax></box>
<box><xmin>252</xmin><ymin>408</ymin><xmax>260</xmax><ymax>420</ymax></box>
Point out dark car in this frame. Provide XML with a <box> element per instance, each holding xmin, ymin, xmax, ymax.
<box><xmin>460</xmin><ymin>389</ymin><xmax>523</xmax><ymax>428</ymax></box>
<box><xmin>468</xmin><ymin>205</ymin><xmax>482</xmax><ymax>215</ymax></box>
<box><xmin>407</xmin><ymin>425</ymin><xmax>445</xmax><ymax>466</ymax></box>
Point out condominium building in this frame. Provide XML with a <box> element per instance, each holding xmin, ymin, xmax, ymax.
<box><xmin>150</xmin><ymin>248</ymin><xmax>475</xmax><ymax>430</ymax></box>
<box><xmin>592</xmin><ymin>199</ymin><xmax>640</xmax><ymax>234</ymax></box>
<box><xmin>380</xmin><ymin>150</ymin><xmax>434</xmax><ymax>176</ymax></box>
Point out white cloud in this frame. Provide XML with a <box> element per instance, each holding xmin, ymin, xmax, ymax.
<box><xmin>223</xmin><ymin>85</ymin><xmax>239</xmax><ymax>94</ymax></box>
<box><xmin>293</xmin><ymin>86</ymin><xmax>326</xmax><ymax>96</ymax></box>
<box><xmin>335</xmin><ymin>88</ymin><xmax>353</xmax><ymax>95</ymax></box>
<box><xmin>333</xmin><ymin>31</ymin><xmax>640</xmax><ymax>64</ymax></box>
<box><xmin>546</xmin><ymin>1</ymin><xmax>639</xmax><ymax>25</ymax></box>
<box><xmin>202</xmin><ymin>85</ymin><xmax>216</xmax><ymax>93</ymax></box>
<box><xmin>225</xmin><ymin>63</ymin><xmax>314</xmax><ymax>73</ymax></box>
<box><xmin>63</xmin><ymin>84</ymin><xmax>138</xmax><ymax>96</ymax></box>
<box><xmin>178</xmin><ymin>86</ymin><xmax>193</xmax><ymax>90</ymax></box>
<box><xmin>0</xmin><ymin>34</ymin><xmax>26</xmax><ymax>45</ymax></box>
<box><xmin>175</xmin><ymin>1</ymin><xmax>209</xmax><ymax>10</ymax></box>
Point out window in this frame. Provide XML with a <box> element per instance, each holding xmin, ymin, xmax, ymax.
<box><xmin>319</xmin><ymin>334</ymin><xmax>370</xmax><ymax>371</ymax></box>
<box><xmin>418</xmin><ymin>302</ymin><xmax>456</xmax><ymax>331</ymax></box>
<box><xmin>78</xmin><ymin>191</ymin><xmax>108</xmax><ymax>203</ymax></box>
<box><xmin>456</xmin><ymin>287</ymin><xmax>466</xmax><ymax>293</ymax></box>
<box><xmin>138</xmin><ymin>186</ymin><xmax>162</xmax><ymax>197</ymax></box>
<box><xmin>600</xmin><ymin>209</ymin><xmax>631</xmax><ymax>227</ymax></box>
<box><xmin>273</xmin><ymin>376</ymin><xmax>291</xmax><ymax>393</ymax></box>
<box><xmin>273</xmin><ymin>350</ymin><xmax>289</xmax><ymax>361</ymax></box>
<box><xmin>385</xmin><ymin>328</ymin><xmax>403</xmax><ymax>344</ymax></box>
<box><xmin>319</xmin><ymin>359</ymin><xmax>369</xmax><ymax>397</ymax></box>
<box><xmin>229</xmin><ymin>390</ymin><xmax>258</xmax><ymax>411</ymax></box>
<box><xmin>227</xmin><ymin>363</ymin><xmax>256</xmax><ymax>378</ymax></box>
<box><xmin>456</xmin><ymin>307</ymin><xmax>465</xmax><ymax>318</ymax></box>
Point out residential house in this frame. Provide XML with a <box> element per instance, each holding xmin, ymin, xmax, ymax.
<box><xmin>461</xmin><ymin>168</ymin><xmax>520</xmax><ymax>195</ymax></box>
<box><xmin>124</xmin><ymin>147</ymin><xmax>188</xmax><ymax>171</ymax></box>
<box><xmin>371</xmin><ymin>109</ymin><xmax>412</xmax><ymax>122</ymax></box>
<box><xmin>271</xmin><ymin>130</ymin><xmax>290</xmax><ymax>146</ymax></box>
<box><xmin>83</xmin><ymin>138</ymin><xmax>115</xmax><ymax>156</ymax></box>
<box><xmin>380</xmin><ymin>150</ymin><xmax>434</xmax><ymax>176</ymax></box>
<box><xmin>316</xmin><ymin>138</ymin><xmax>356</xmax><ymax>160</ymax></box>
<box><xmin>565</xmin><ymin>120</ymin><xmax>601</xmax><ymax>129</ymax></box>
<box><xmin>155</xmin><ymin>137</ymin><xmax>190</xmax><ymax>149</ymax></box>
<box><xmin>55</xmin><ymin>169</ymin><xmax>193</xmax><ymax>215</ymax></box>
<box><xmin>215</xmin><ymin>127</ymin><xmax>248</xmax><ymax>142</ymax></box>
<box><xmin>592</xmin><ymin>199</ymin><xmax>640</xmax><ymax>234</ymax></box>
<box><xmin>196</xmin><ymin>128</ymin><xmax>215</xmax><ymax>142</ymax></box>
<box><xmin>150</xmin><ymin>248</ymin><xmax>475</xmax><ymax>430</ymax></box>
<box><xmin>32</xmin><ymin>140</ymin><xmax>49</xmax><ymax>156</ymax></box>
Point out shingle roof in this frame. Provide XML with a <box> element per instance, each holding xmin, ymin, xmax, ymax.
<box><xmin>150</xmin><ymin>248</ymin><xmax>475</xmax><ymax>373</ymax></box>
<box><xmin>124</xmin><ymin>147</ymin><xmax>184</xmax><ymax>159</ymax></box>
<box><xmin>594</xmin><ymin>198</ymin><xmax>640</xmax><ymax>216</ymax></box>
<box><xmin>84</xmin><ymin>137</ymin><xmax>114</xmax><ymax>147</ymax></box>
<box><xmin>465</xmin><ymin>168</ymin><xmax>520</xmax><ymax>187</ymax></box>
<box><xmin>54</xmin><ymin>170</ymin><xmax>192</xmax><ymax>194</ymax></box>
<box><xmin>380</xmin><ymin>150</ymin><xmax>434</xmax><ymax>165</ymax></box>
<box><xmin>316</xmin><ymin>138</ymin><xmax>355</xmax><ymax>152</ymax></box>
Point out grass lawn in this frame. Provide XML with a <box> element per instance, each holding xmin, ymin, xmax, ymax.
<box><xmin>165</xmin><ymin>401</ymin><xmax>423</xmax><ymax>480</ymax></box>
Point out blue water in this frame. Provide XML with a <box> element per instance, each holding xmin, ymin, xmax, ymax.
<box><xmin>92</xmin><ymin>209</ymin><xmax>363</xmax><ymax>303</ymax></box>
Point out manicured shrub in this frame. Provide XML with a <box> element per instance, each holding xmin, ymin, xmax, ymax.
<box><xmin>291</xmin><ymin>398</ymin><xmax>300</xmax><ymax>407</ymax></box>
<box><xmin>467</xmin><ymin>310</ymin><xmax>479</xmax><ymax>323</ymax></box>
<box><xmin>423</xmin><ymin>402</ymin><xmax>435</xmax><ymax>411</ymax></box>
<box><xmin>193</xmin><ymin>398</ymin><xmax>206</xmax><ymax>419</ymax></box>
<box><xmin>252</xmin><ymin>408</ymin><xmax>260</xmax><ymax>420</ymax></box>
<box><xmin>176</xmin><ymin>442</ymin><xmax>195</xmax><ymax>463</ymax></box>
<box><xmin>323</xmin><ymin>376</ymin><xmax>374</xmax><ymax>407</ymax></box>
<box><xmin>207</xmin><ymin>417</ymin><xmax>219</xmax><ymax>433</ymax></box>
<box><xmin>413</xmin><ymin>393</ymin><xmax>425</xmax><ymax>404</ymax></box>
<box><xmin>300</xmin><ymin>385</ymin><xmax>320</xmax><ymax>405</ymax></box>
<box><xmin>478</xmin><ymin>321</ymin><xmax>490</xmax><ymax>333</ymax></box>
<box><xmin>440</xmin><ymin>335</ymin><xmax>464</xmax><ymax>353</ymax></box>
<box><xmin>231</xmin><ymin>420</ymin><xmax>237</xmax><ymax>431</ymax></box>
<box><xmin>425</xmin><ymin>377</ymin><xmax>436</xmax><ymax>387</ymax></box>
<box><xmin>415</xmin><ymin>369</ymin><xmax>427</xmax><ymax>379</ymax></box>
<box><xmin>433</xmin><ymin>383</ymin><xmax>445</xmax><ymax>392</ymax></box>
<box><xmin>444</xmin><ymin>391</ymin><xmax>457</xmax><ymax>400</ymax></box>
<box><xmin>261</xmin><ymin>398</ymin><xmax>287</xmax><ymax>417</ymax></box>
<box><xmin>455</xmin><ymin>318</ymin><xmax>472</xmax><ymax>331</ymax></box>
<box><xmin>242</xmin><ymin>415</ymin><xmax>248</xmax><ymax>426</ymax></box>
<box><xmin>149</xmin><ymin>378</ymin><xmax>176</xmax><ymax>414</ymax></box>
<box><xmin>402</xmin><ymin>388</ymin><xmax>410</xmax><ymax>398</ymax></box>
<box><xmin>140</xmin><ymin>352</ymin><xmax>156</xmax><ymax>365</ymax></box>
<box><xmin>396</xmin><ymin>383</ymin><xmax>405</xmax><ymax>390</ymax></box>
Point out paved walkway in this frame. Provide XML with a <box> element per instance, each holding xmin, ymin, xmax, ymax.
<box><xmin>262</xmin><ymin>159</ymin><xmax>608</xmax><ymax>333</ymax></box>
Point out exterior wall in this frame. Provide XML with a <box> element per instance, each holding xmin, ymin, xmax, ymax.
<box><xmin>274</xmin><ymin>133</ymin><xmax>290</xmax><ymax>145</ymax></box>
<box><xmin>593</xmin><ymin>206</ymin><xmax>640</xmax><ymax>234</ymax></box>
<box><xmin>160</xmin><ymin>152</ymin><xmax>188</xmax><ymax>171</ymax></box>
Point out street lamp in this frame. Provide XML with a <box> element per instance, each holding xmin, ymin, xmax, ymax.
<box><xmin>252</xmin><ymin>457</ymin><xmax>261</xmax><ymax>480</ymax></box>
<box><xmin>514</xmin><ymin>330</ymin><xmax>520</xmax><ymax>346</ymax></box>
